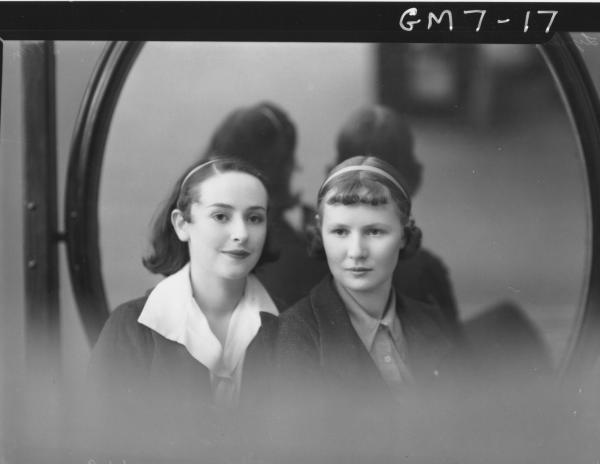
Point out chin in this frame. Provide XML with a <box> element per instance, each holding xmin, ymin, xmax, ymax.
<box><xmin>218</xmin><ymin>262</ymin><xmax>258</xmax><ymax>281</ymax></box>
<box><xmin>339</xmin><ymin>279</ymin><xmax>377</xmax><ymax>293</ymax></box>
<box><xmin>219</xmin><ymin>269</ymin><xmax>252</xmax><ymax>281</ymax></box>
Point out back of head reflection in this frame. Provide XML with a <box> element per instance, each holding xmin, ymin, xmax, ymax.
<box><xmin>202</xmin><ymin>101</ymin><xmax>328</xmax><ymax>308</ymax></box>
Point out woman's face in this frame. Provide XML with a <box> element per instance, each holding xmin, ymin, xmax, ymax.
<box><xmin>320</xmin><ymin>189</ymin><xmax>405</xmax><ymax>297</ymax></box>
<box><xmin>173</xmin><ymin>171</ymin><xmax>268</xmax><ymax>281</ymax></box>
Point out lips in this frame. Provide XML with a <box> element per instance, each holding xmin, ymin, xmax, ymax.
<box><xmin>346</xmin><ymin>267</ymin><xmax>372</xmax><ymax>273</ymax></box>
<box><xmin>222</xmin><ymin>249</ymin><xmax>251</xmax><ymax>259</ymax></box>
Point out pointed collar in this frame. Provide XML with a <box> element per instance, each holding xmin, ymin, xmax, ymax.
<box><xmin>309</xmin><ymin>275</ymin><xmax>453</xmax><ymax>385</ymax></box>
<box><xmin>338</xmin><ymin>282</ymin><xmax>399</xmax><ymax>351</ymax></box>
<box><xmin>137</xmin><ymin>263</ymin><xmax>278</xmax><ymax>377</ymax></box>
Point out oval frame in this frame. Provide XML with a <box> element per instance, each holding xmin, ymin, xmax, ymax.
<box><xmin>65</xmin><ymin>36</ymin><xmax>600</xmax><ymax>378</ymax></box>
<box><xmin>65</xmin><ymin>41</ymin><xmax>144</xmax><ymax>344</ymax></box>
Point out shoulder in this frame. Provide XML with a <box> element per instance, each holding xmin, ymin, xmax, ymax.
<box><xmin>92</xmin><ymin>295</ymin><xmax>155</xmax><ymax>358</ymax></box>
<box><xmin>110</xmin><ymin>296</ymin><xmax>147</xmax><ymax>321</ymax></box>
<box><xmin>277</xmin><ymin>276</ymin><xmax>338</xmax><ymax>350</ymax></box>
<box><xmin>88</xmin><ymin>295</ymin><xmax>156</xmax><ymax>383</ymax></box>
<box><xmin>399</xmin><ymin>294</ymin><xmax>456</xmax><ymax>341</ymax></box>
<box><xmin>279</xmin><ymin>277</ymin><xmax>331</xmax><ymax>330</ymax></box>
<box><xmin>103</xmin><ymin>296</ymin><xmax>151</xmax><ymax>337</ymax></box>
<box><xmin>412</xmin><ymin>248</ymin><xmax>451</xmax><ymax>275</ymax></box>
<box><xmin>279</xmin><ymin>294</ymin><xmax>317</xmax><ymax>331</ymax></box>
<box><xmin>401</xmin><ymin>294</ymin><xmax>443</xmax><ymax>318</ymax></box>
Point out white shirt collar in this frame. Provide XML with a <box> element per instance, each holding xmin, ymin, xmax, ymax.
<box><xmin>137</xmin><ymin>263</ymin><xmax>278</xmax><ymax>377</ymax></box>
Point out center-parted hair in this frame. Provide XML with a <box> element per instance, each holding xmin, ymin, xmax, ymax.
<box><xmin>309</xmin><ymin>155</ymin><xmax>422</xmax><ymax>260</ymax></box>
<box><xmin>143</xmin><ymin>157</ymin><xmax>278</xmax><ymax>276</ymax></box>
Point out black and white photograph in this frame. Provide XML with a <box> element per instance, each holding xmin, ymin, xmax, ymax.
<box><xmin>1</xmin><ymin>3</ymin><xmax>600</xmax><ymax>464</ymax></box>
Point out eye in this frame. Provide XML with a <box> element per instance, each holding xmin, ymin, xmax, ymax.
<box><xmin>366</xmin><ymin>228</ymin><xmax>385</xmax><ymax>236</ymax></box>
<box><xmin>247</xmin><ymin>213</ymin><xmax>265</xmax><ymax>224</ymax></box>
<box><xmin>211</xmin><ymin>212</ymin><xmax>229</xmax><ymax>223</ymax></box>
<box><xmin>329</xmin><ymin>228</ymin><xmax>348</xmax><ymax>237</ymax></box>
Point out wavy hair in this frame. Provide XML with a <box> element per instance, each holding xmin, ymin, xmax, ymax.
<box><xmin>143</xmin><ymin>157</ymin><xmax>279</xmax><ymax>276</ymax></box>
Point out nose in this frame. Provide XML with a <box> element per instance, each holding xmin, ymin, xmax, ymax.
<box><xmin>230</xmin><ymin>216</ymin><xmax>249</xmax><ymax>243</ymax></box>
<box><xmin>347</xmin><ymin>232</ymin><xmax>367</xmax><ymax>260</ymax></box>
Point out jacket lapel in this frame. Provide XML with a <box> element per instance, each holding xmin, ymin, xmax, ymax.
<box><xmin>310</xmin><ymin>277</ymin><xmax>386</xmax><ymax>392</ymax></box>
<box><xmin>311</xmin><ymin>276</ymin><xmax>455</xmax><ymax>390</ymax></box>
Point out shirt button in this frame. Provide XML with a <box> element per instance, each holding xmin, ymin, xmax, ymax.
<box><xmin>383</xmin><ymin>355</ymin><xmax>392</xmax><ymax>363</ymax></box>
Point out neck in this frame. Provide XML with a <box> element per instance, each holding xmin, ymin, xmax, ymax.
<box><xmin>189</xmin><ymin>263</ymin><xmax>246</xmax><ymax>317</ymax></box>
<box><xmin>335</xmin><ymin>279</ymin><xmax>393</xmax><ymax>320</ymax></box>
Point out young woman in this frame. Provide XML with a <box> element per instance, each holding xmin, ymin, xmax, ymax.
<box><xmin>335</xmin><ymin>105</ymin><xmax>460</xmax><ymax>332</ymax></box>
<box><xmin>276</xmin><ymin>155</ymin><xmax>459</xmax><ymax>399</ymax></box>
<box><xmin>200</xmin><ymin>101</ymin><xmax>328</xmax><ymax>308</ymax></box>
<box><xmin>87</xmin><ymin>158</ymin><xmax>279</xmax><ymax>461</ymax></box>
<box><xmin>271</xmin><ymin>155</ymin><xmax>462</xmax><ymax>462</ymax></box>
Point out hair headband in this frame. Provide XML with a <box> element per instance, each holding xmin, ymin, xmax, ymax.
<box><xmin>260</xmin><ymin>106</ymin><xmax>283</xmax><ymax>132</ymax></box>
<box><xmin>321</xmin><ymin>165</ymin><xmax>409</xmax><ymax>200</ymax></box>
<box><xmin>179</xmin><ymin>159</ymin><xmax>219</xmax><ymax>192</ymax></box>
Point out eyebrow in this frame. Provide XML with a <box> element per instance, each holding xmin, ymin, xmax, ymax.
<box><xmin>325</xmin><ymin>221</ymin><xmax>391</xmax><ymax>228</ymax></box>
<box><xmin>206</xmin><ymin>203</ymin><xmax>266</xmax><ymax>212</ymax></box>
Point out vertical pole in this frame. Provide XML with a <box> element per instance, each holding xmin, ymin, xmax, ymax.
<box><xmin>21</xmin><ymin>40</ymin><xmax>60</xmax><ymax>460</ymax></box>
<box><xmin>22</xmin><ymin>40</ymin><xmax>59</xmax><ymax>369</ymax></box>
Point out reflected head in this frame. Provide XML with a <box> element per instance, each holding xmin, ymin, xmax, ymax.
<box><xmin>336</xmin><ymin>105</ymin><xmax>422</xmax><ymax>196</ymax></box>
<box><xmin>204</xmin><ymin>101</ymin><xmax>298</xmax><ymax>211</ymax></box>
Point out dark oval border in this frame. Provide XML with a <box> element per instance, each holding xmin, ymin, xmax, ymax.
<box><xmin>539</xmin><ymin>34</ymin><xmax>600</xmax><ymax>380</ymax></box>
<box><xmin>65</xmin><ymin>41</ymin><xmax>144</xmax><ymax>345</ymax></box>
<box><xmin>65</xmin><ymin>36</ymin><xmax>600</xmax><ymax>378</ymax></box>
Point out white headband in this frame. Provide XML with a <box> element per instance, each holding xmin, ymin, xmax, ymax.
<box><xmin>320</xmin><ymin>165</ymin><xmax>409</xmax><ymax>200</ymax></box>
<box><xmin>260</xmin><ymin>106</ymin><xmax>282</xmax><ymax>131</ymax></box>
<box><xmin>180</xmin><ymin>159</ymin><xmax>219</xmax><ymax>192</ymax></box>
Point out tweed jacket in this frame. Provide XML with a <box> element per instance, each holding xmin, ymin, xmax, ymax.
<box><xmin>276</xmin><ymin>275</ymin><xmax>460</xmax><ymax>397</ymax></box>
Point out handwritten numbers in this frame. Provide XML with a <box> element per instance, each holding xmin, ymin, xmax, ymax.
<box><xmin>464</xmin><ymin>10</ymin><xmax>486</xmax><ymax>32</ymax></box>
<box><xmin>398</xmin><ymin>8</ymin><xmax>558</xmax><ymax>34</ymax></box>
<box><xmin>537</xmin><ymin>10</ymin><xmax>558</xmax><ymax>34</ymax></box>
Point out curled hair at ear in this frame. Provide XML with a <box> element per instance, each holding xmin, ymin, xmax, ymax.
<box><xmin>398</xmin><ymin>219</ymin><xmax>422</xmax><ymax>260</ymax></box>
<box><xmin>306</xmin><ymin>215</ymin><xmax>327</xmax><ymax>261</ymax></box>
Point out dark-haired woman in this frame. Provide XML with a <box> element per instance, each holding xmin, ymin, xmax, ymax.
<box><xmin>87</xmin><ymin>158</ymin><xmax>279</xmax><ymax>462</ymax></box>
<box><xmin>201</xmin><ymin>101</ymin><xmax>328</xmax><ymax>308</ymax></box>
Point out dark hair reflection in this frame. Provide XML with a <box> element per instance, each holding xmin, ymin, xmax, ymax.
<box><xmin>201</xmin><ymin>101</ymin><xmax>328</xmax><ymax>308</ymax></box>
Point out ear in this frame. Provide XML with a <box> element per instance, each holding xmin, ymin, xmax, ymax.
<box><xmin>171</xmin><ymin>209</ymin><xmax>190</xmax><ymax>242</ymax></box>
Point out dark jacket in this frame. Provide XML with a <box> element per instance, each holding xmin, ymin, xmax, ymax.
<box><xmin>276</xmin><ymin>275</ymin><xmax>459</xmax><ymax>394</ymax></box>
<box><xmin>269</xmin><ymin>276</ymin><xmax>462</xmax><ymax>464</ymax></box>
<box><xmin>394</xmin><ymin>247</ymin><xmax>459</xmax><ymax>331</ymax></box>
<box><xmin>85</xmin><ymin>296</ymin><xmax>279</xmax><ymax>463</ymax></box>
